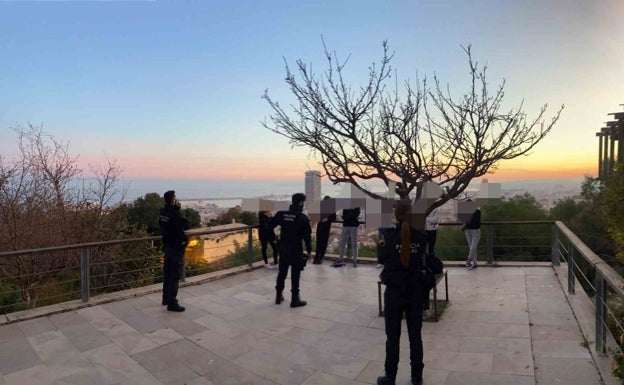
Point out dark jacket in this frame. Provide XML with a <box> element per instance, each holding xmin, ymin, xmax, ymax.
<box><xmin>342</xmin><ymin>208</ymin><xmax>361</xmax><ymax>227</ymax></box>
<box><xmin>270</xmin><ymin>204</ymin><xmax>312</xmax><ymax>256</ymax></box>
<box><xmin>378</xmin><ymin>224</ymin><xmax>427</xmax><ymax>289</ymax></box>
<box><xmin>316</xmin><ymin>213</ymin><xmax>336</xmax><ymax>235</ymax></box>
<box><xmin>159</xmin><ymin>205</ymin><xmax>191</xmax><ymax>250</ymax></box>
<box><xmin>465</xmin><ymin>209</ymin><xmax>481</xmax><ymax>230</ymax></box>
<box><xmin>258</xmin><ymin>212</ymin><xmax>276</xmax><ymax>242</ymax></box>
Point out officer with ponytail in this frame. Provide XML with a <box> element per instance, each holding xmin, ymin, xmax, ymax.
<box><xmin>377</xmin><ymin>200</ymin><xmax>427</xmax><ymax>385</ymax></box>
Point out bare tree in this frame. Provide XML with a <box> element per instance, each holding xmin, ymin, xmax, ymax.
<box><xmin>87</xmin><ymin>156</ymin><xmax>127</xmax><ymax>218</ymax></box>
<box><xmin>0</xmin><ymin>124</ymin><xmax>127</xmax><ymax>308</ymax></box>
<box><xmin>263</xmin><ymin>41</ymin><xmax>563</xmax><ymax>211</ymax></box>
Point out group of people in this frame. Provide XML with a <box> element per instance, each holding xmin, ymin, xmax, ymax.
<box><xmin>158</xmin><ymin>190</ymin><xmax>482</xmax><ymax>385</ymax></box>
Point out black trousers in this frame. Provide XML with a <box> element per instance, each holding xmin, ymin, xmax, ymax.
<box><xmin>163</xmin><ymin>245</ymin><xmax>184</xmax><ymax>305</ymax></box>
<box><xmin>425</xmin><ymin>229</ymin><xmax>437</xmax><ymax>255</ymax></box>
<box><xmin>315</xmin><ymin>225</ymin><xmax>331</xmax><ymax>260</ymax></box>
<box><xmin>275</xmin><ymin>253</ymin><xmax>303</xmax><ymax>296</ymax></box>
<box><xmin>260</xmin><ymin>238</ymin><xmax>278</xmax><ymax>265</ymax></box>
<box><xmin>383</xmin><ymin>285</ymin><xmax>424</xmax><ymax>381</ymax></box>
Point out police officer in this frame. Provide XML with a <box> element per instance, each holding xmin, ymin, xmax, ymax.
<box><xmin>377</xmin><ymin>200</ymin><xmax>427</xmax><ymax>385</ymax></box>
<box><xmin>159</xmin><ymin>190</ymin><xmax>190</xmax><ymax>312</ymax></box>
<box><xmin>313</xmin><ymin>195</ymin><xmax>336</xmax><ymax>264</ymax></box>
<box><xmin>270</xmin><ymin>193</ymin><xmax>312</xmax><ymax>308</ymax></box>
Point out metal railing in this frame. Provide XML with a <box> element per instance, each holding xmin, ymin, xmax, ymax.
<box><xmin>429</xmin><ymin>221</ymin><xmax>555</xmax><ymax>264</ymax></box>
<box><xmin>0</xmin><ymin>225</ymin><xmax>260</xmax><ymax>314</ymax></box>
<box><xmin>2</xmin><ymin>219</ymin><xmax>624</xmax><ymax>362</ymax></box>
<box><xmin>553</xmin><ymin>220</ymin><xmax>624</xmax><ymax>356</ymax></box>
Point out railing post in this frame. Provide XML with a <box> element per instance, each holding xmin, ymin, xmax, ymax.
<box><xmin>247</xmin><ymin>227</ymin><xmax>253</xmax><ymax>267</ymax></box>
<box><xmin>595</xmin><ymin>270</ymin><xmax>607</xmax><ymax>354</ymax></box>
<box><xmin>486</xmin><ymin>226</ymin><xmax>494</xmax><ymax>265</ymax></box>
<box><xmin>80</xmin><ymin>248</ymin><xmax>90</xmax><ymax>302</ymax></box>
<box><xmin>568</xmin><ymin>247</ymin><xmax>575</xmax><ymax>295</ymax></box>
<box><xmin>551</xmin><ymin>223</ymin><xmax>561</xmax><ymax>266</ymax></box>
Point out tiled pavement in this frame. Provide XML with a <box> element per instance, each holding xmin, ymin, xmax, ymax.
<box><xmin>0</xmin><ymin>264</ymin><xmax>605</xmax><ymax>385</ymax></box>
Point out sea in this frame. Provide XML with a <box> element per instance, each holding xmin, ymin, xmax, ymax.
<box><xmin>113</xmin><ymin>176</ymin><xmax>586</xmax><ymax>209</ymax></box>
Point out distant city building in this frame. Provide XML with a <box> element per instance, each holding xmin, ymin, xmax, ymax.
<box><xmin>304</xmin><ymin>170</ymin><xmax>322</xmax><ymax>205</ymax></box>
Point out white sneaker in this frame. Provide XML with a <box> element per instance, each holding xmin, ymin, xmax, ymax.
<box><xmin>375</xmin><ymin>263</ymin><xmax>383</xmax><ymax>268</ymax></box>
<box><xmin>264</xmin><ymin>263</ymin><xmax>274</xmax><ymax>269</ymax></box>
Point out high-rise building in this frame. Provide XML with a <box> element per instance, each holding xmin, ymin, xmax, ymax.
<box><xmin>304</xmin><ymin>170</ymin><xmax>321</xmax><ymax>205</ymax></box>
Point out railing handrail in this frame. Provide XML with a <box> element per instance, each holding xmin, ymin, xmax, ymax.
<box><xmin>555</xmin><ymin>220</ymin><xmax>624</xmax><ymax>298</ymax></box>
<box><xmin>0</xmin><ymin>220</ymin><xmax>556</xmax><ymax>258</ymax></box>
<box><xmin>438</xmin><ymin>220</ymin><xmax>555</xmax><ymax>226</ymax></box>
<box><xmin>0</xmin><ymin>224</ymin><xmax>257</xmax><ymax>258</ymax></box>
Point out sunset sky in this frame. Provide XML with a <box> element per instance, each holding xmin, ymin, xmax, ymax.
<box><xmin>0</xmin><ymin>1</ymin><xmax>622</xmax><ymax>183</ymax></box>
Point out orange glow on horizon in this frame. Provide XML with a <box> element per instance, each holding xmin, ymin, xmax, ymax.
<box><xmin>78</xmin><ymin>154</ymin><xmax>597</xmax><ymax>182</ymax></box>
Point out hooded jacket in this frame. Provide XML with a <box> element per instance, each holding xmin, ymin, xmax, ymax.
<box><xmin>159</xmin><ymin>204</ymin><xmax>191</xmax><ymax>250</ymax></box>
<box><xmin>258</xmin><ymin>212</ymin><xmax>276</xmax><ymax>242</ymax></box>
<box><xmin>465</xmin><ymin>208</ymin><xmax>481</xmax><ymax>230</ymax></box>
<box><xmin>342</xmin><ymin>208</ymin><xmax>361</xmax><ymax>227</ymax></box>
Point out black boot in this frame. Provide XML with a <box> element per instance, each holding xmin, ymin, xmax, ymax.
<box><xmin>376</xmin><ymin>376</ymin><xmax>396</xmax><ymax>385</ymax></box>
<box><xmin>411</xmin><ymin>363</ymin><xmax>424</xmax><ymax>385</ymax></box>
<box><xmin>275</xmin><ymin>290</ymin><xmax>284</xmax><ymax>305</ymax></box>
<box><xmin>290</xmin><ymin>294</ymin><xmax>307</xmax><ymax>308</ymax></box>
<box><xmin>167</xmin><ymin>302</ymin><xmax>185</xmax><ymax>312</ymax></box>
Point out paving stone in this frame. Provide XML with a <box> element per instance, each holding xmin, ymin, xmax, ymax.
<box><xmin>0</xmin><ymin>324</ymin><xmax>24</xmax><ymax>344</ymax></box>
<box><xmin>492</xmin><ymin>351</ymin><xmax>534</xmax><ymax>376</ymax></box>
<box><xmin>532</xmin><ymin>338</ymin><xmax>591</xmax><ymax>358</ymax></box>
<box><xmin>27</xmin><ymin>330</ymin><xmax>83</xmax><ymax>364</ymax></box>
<box><xmin>495</xmin><ymin>324</ymin><xmax>531</xmax><ymax>338</ymax></box>
<box><xmin>534</xmin><ymin>356</ymin><xmax>601</xmax><ymax>384</ymax></box>
<box><xmin>47</xmin><ymin>311</ymin><xmax>88</xmax><ymax>329</ymax></box>
<box><xmin>2</xmin><ymin>364</ymin><xmax>55</xmax><ymax>385</ymax></box>
<box><xmin>145</xmin><ymin>327</ymin><xmax>184</xmax><ymax>346</ymax></box>
<box><xmin>0</xmin><ymin>337</ymin><xmax>42</xmax><ymax>375</ymax></box>
<box><xmin>17</xmin><ymin>317</ymin><xmax>56</xmax><ymax>337</ymax></box>
<box><xmin>530</xmin><ymin>324</ymin><xmax>582</xmax><ymax>340</ymax></box>
<box><xmin>234</xmin><ymin>348</ymin><xmax>315</xmax><ymax>385</ymax></box>
<box><xmin>445</xmin><ymin>371</ymin><xmax>535</xmax><ymax>385</ymax></box>
<box><xmin>84</xmin><ymin>343</ymin><xmax>161</xmax><ymax>385</ymax></box>
<box><xmin>0</xmin><ymin>266</ymin><xmax>608</xmax><ymax>385</ymax></box>
<box><xmin>300</xmin><ymin>371</ymin><xmax>368</xmax><ymax>385</ymax></box>
<box><xmin>529</xmin><ymin>311</ymin><xmax>578</xmax><ymax>326</ymax></box>
<box><xmin>60</xmin><ymin>322</ymin><xmax>111</xmax><ymax>353</ymax></box>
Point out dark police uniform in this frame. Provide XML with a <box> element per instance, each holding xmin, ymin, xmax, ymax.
<box><xmin>270</xmin><ymin>204</ymin><xmax>312</xmax><ymax>306</ymax></box>
<box><xmin>377</xmin><ymin>224</ymin><xmax>427</xmax><ymax>385</ymax></box>
<box><xmin>159</xmin><ymin>204</ymin><xmax>190</xmax><ymax>309</ymax></box>
<box><xmin>313</xmin><ymin>212</ymin><xmax>336</xmax><ymax>264</ymax></box>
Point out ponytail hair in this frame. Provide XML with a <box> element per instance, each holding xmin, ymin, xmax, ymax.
<box><xmin>394</xmin><ymin>200</ymin><xmax>412</xmax><ymax>268</ymax></box>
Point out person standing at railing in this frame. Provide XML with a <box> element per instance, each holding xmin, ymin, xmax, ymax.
<box><xmin>462</xmin><ymin>199</ymin><xmax>481</xmax><ymax>270</ymax></box>
<box><xmin>376</xmin><ymin>200</ymin><xmax>427</xmax><ymax>385</ymax></box>
<box><xmin>258</xmin><ymin>211</ymin><xmax>278</xmax><ymax>269</ymax></box>
<box><xmin>425</xmin><ymin>207</ymin><xmax>440</xmax><ymax>256</ymax></box>
<box><xmin>159</xmin><ymin>190</ymin><xmax>191</xmax><ymax>312</ymax></box>
<box><xmin>313</xmin><ymin>196</ymin><xmax>336</xmax><ymax>265</ymax></box>
<box><xmin>270</xmin><ymin>193</ymin><xmax>312</xmax><ymax>308</ymax></box>
<box><xmin>333</xmin><ymin>207</ymin><xmax>362</xmax><ymax>268</ymax></box>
